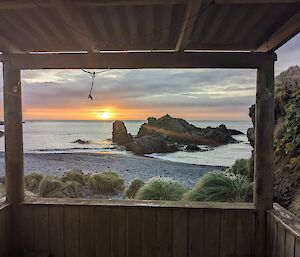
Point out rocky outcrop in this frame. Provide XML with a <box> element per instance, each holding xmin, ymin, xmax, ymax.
<box><xmin>112</xmin><ymin>120</ymin><xmax>133</xmax><ymax>145</ymax></box>
<box><xmin>126</xmin><ymin>136</ymin><xmax>177</xmax><ymax>155</ymax></box>
<box><xmin>72</xmin><ymin>139</ymin><xmax>90</xmax><ymax>144</ymax></box>
<box><xmin>112</xmin><ymin>115</ymin><xmax>243</xmax><ymax>155</ymax></box>
<box><xmin>137</xmin><ymin>114</ymin><xmax>241</xmax><ymax>146</ymax></box>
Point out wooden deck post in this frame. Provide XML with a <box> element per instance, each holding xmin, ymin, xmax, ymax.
<box><xmin>3</xmin><ymin>58</ymin><xmax>24</xmax><ymax>257</ymax></box>
<box><xmin>254</xmin><ymin>59</ymin><xmax>275</xmax><ymax>257</ymax></box>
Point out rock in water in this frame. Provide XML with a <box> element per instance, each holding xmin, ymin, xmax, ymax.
<box><xmin>186</xmin><ymin>144</ymin><xmax>201</xmax><ymax>152</ymax></box>
<box><xmin>138</xmin><ymin>114</ymin><xmax>240</xmax><ymax>146</ymax></box>
<box><xmin>112</xmin><ymin>120</ymin><xmax>133</xmax><ymax>145</ymax></box>
<box><xmin>126</xmin><ymin>136</ymin><xmax>177</xmax><ymax>155</ymax></box>
<box><xmin>0</xmin><ymin>131</ymin><xmax>4</xmax><ymax>137</ymax></box>
<box><xmin>72</xmin><ymin>139</ymin><xmax>90</xmax><ymax>144</ymax></box>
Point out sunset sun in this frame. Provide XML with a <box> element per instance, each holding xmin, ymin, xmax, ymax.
<box><xmin>97</xmin><ymin>112</ymin><xmax>112</xmax><ymax>120</ymax></box>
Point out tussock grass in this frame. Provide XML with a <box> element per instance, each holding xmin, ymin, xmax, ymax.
<box><xmin>39</xmin><ymin>176</ymin><xmax>64</xmax><ymax>197</ymax></box>
<box><xmin>47</xmin><ymin>181</ymin><xmax>83</xmax><ymax>198</ymax></box>
<box><xmin>125</xmin><ymin>178</ymin><xmax>145</xmax><ymax>199</ymax></box>
<box><xmin>289</xmin><ymin>194</ymin><xmax>300</xmax><ymax>218</ymax></box>
<box><xmin>88</xmin><ymin>172</ymin><xmax>124</xmax><ymax>194</ymax></box>
<box><xmin>136</xmin><ymin>177</ymin><xmax>186</xmax><ymax>201</ymax></box>
<box><xmin>184</xmin><ymin>172</ymin><xmax>253</xmax><ymax>202</ymax></box>
<box><xmin>25</xmin><ymin>172</ymin><xmax>44</xmax><ymax>192</ymax></box>
<box><xmin>61</xmin><ymin>170</ymin><xmax>86</xmax><ymax>185</ymax></box>
<box><xmin>0</xmin><ymin>183</ymin><xmax>5</xmax><ymax>198</ymax></box>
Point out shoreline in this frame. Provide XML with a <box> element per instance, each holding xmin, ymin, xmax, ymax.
<box><xmin>0</xmin><ymin>152</ymin><xmax>227</xmax><ymax>187</ymax></box>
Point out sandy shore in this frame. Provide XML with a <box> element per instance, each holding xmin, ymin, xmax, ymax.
<box><xmin>0</xmin><ymin>152</ymin><xmax>226</xmax><ymax>187</ymax></box>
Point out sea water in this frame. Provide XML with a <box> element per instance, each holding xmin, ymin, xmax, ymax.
<box><xmin>0</xmin><ymin>120</ymin><xmax>252</xmax><ymax>167</ymax></box>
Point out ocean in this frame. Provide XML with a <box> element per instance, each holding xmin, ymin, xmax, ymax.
<box><xmin>0</xmin><ymin>120</ymin><xmax>252</xmax><ymax>167</ymax></box>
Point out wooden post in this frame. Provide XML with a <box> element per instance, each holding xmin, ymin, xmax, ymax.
<box><xmin>254</xmin><ymin>60</ymin><xmax>275</xmax><ymax>257</ymax></box>
<box><xmin>3</xmin><ymin>58</ymin><xmax>24</xmax><ymax>257</ymax></box>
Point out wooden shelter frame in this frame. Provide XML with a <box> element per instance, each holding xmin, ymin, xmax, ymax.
<box><xmin>0</xmin><ymin>0</ymin><xmax>299</xmax><ymax>256</ymax></box>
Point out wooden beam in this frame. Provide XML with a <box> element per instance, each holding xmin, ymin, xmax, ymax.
<box><xmin>1</xmin><ymin>51</ymin><xmax>277</xmax><ymax>69</ymax></box>
<box><xmin>0</xmin><ymin>0</ymin><xmax>185</xmax><ymax>10</ymax></box>
<box><xmin>254</xmin><ymin>60</ymin><xmax>275</xmax><ymax>257</ymax></box>
<box><xmin>256</xmin><ymin>10</ymin><xmax>300</xmax><ymax>52</ymax></box>
<box><xmin>216</xmin><ymin>0</ymin><xmax>299</xmax><ymax>3</ymax></box>
<box><xmin>175</xmin><ymin>0</ymin><xmax>203</xmax><ymax>51</ymax></box>
<box><xmin>3</xmin><ymin>58</ymin><xmax>24</xmax><ymax>257</ymax></box>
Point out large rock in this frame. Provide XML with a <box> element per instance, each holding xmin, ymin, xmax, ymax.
<box><xmin>112</xmin><ymin>120</ymin><xmax>133</xmax><ymax>145</ymax></box>
<box><xmin>137</xmin><ymin>114</ymin><xmax>240</xmax><ymax>146</ymax></box>
<box><xmin>126</xmin><ymin>136</ymin><xmax>177</xmax><ymax>155</ymax></box>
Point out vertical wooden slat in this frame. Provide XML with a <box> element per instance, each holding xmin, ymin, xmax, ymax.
<box><xmin>80</xmin><ymin>207</ymin><xmax>95</xmax><ymax>257</ymax></box>
<box><xmin>126</xmin><ymin>207</ymin><xmax>141</xmax><ymax>257</ymax></box>
<box><xmin>269</xmin><ymin>215</ymin><xmax>278</xmax><ymax>257</ymax></box>
<box><xmin>49</xmin><ymin>206</ymin><xmax>64</xmax><ymax>257</ymax></box>
<box><xmin>220</xmin><ymin>211</ymin><xmax>237</xmax><ymax>257</ymax></box>
<box><xmin>277</xmin><ymin>224</ymin><xmax>286</xmax><ymax>257</ymax></box>
<box><xmin>95</xmin><ymin>207</ymin><xmax>110</xmax><ymax>257</ymax></box>
<box><xmin>285</xmin><ymin>231</ymin><xmax>295</xmax><ymax>257</ymax></box>
<box><xmin>141</xmin><ymin>208</ymin><xmax>157</xmax><ymax>257</ymax></box>
<box><xmin>157</xmin><ymin>209</ymin><xmax>172</xmax><ymax>257</ymax></box>
<box><xmin>173</xmin><ymin>209</ymin><xmax>188</xmax><ymax>257</ymax></box>
<box><xmin>236</xmin><ymin>211</ymin><xmax>255</xmax><ymax>257</ymax></box>
<box><xmin>0</xmin><ymin>208</ymin><xmax>6</xmax><ymax>257</ymax></box>
<box><xmin>34</xmin><ymin>206</ymin><xmax>49</xmax><ymax>252</ymax></box>
<box><xmin>65</xmin><ymin>206</ymin><xmax>80</xmax><ymax>257</ymax></box>
<box><xmin>111</xmin><ymin>207</ymin><xmax>126</xmax><ymax>257</ymax></box>
<box><xmin>189</xmin><ymin>209</ymin><xmax>204</xmax><ymax>257</ymax></box>
<box><xmin>295</xmin><ymin>239</ymin><xmax>300</xmax><ymax>257</ymax></box>
<box><xmin>20</xmin><ymin>206</ymin><xmax>34</xmax><ymax>252</ymax></box>
<box><xmin>204</xmin><ymin>211</ymin><xmax>220</xmax><ymax>257</ymax></box>
<box><xmin>254</xmin><ymin>60</ymin><xmax>275</xmax><ymax>257</ymax></box>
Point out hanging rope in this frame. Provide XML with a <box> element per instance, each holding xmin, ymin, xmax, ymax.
<box><xmin>81</xmin><ymin>69</ymin><xmax>111</xmax><ymax>100</ymax></box>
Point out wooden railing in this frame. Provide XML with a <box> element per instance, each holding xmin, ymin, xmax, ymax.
<box><xmin>0</xmin><ymin>203</ymin><xmax>10</xmax><ymax>257</ymax></box>
<box><xmin>20</xmin><ymin>199</ymin><xmax>256</xmax><ymax>257</ymax></box>
<box><xmin>268</xmin><ymin>203</ymin><xmax>300</xmax><ymax>257</ymax></box>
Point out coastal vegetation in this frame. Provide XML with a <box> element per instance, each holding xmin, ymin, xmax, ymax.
<box><xmin>184</xmin><ymin>172</ymin><xmax>252</xmax><ymax>202</ymax></box>
<box><xmin>88</xmin><ymin>172</ymin><xmax>124</xmax><ymax>194</ymax></box>
<box><xmin>125</xmin><ymin>178</ymin><xmax>145</xmax><ymax>199</ymax></box>
<box><xmin>135</xmin><ymin>177</ymin><xmax>186</xmax><ymax>201</ymax></box>
<box><xmin>232</xmin><ymin>66</ymin><xmax>300</xmax><ymax>217</ymax></box>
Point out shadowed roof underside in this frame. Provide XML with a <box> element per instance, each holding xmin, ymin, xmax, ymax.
<box><xmin>0</xmin><ymin>0</ymin><xmax>299</xmax><ymax>53</ymax></box>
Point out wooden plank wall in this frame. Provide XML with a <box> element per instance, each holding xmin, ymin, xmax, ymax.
<box><xmin>0</xmin><ymin>203</ymin><xmax>10</xmax><ymax>257</ymax></box>
<box><xmin>268</xmin><ymin>203</ymin><xmax>300</xmax><ymax>257</ymax></box>
<box><xmin>19</xmin><ymin>202</ymin><xmax>256</xmax><ymax>257</ymax></box>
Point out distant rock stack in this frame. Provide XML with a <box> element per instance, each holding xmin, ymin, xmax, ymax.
<box><xmin>112</xmin><ymin>120</ymin><xmax>133</xmax><ymax>145</ymax></box>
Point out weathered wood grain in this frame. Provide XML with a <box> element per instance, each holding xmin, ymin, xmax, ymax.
<box><xmin>79</xmin><ymin>207</ymin><xmax>95</xmax><ymax>257</ymax></box>
<box><xmin>285</xmin><ymin>231</ymin><xmax>295</xmax><ymax>257</ymax></box>
<box><xmin>49</xmin><ymin>206</ymin><xmax>64</xmax><ymax>257</ymax></box>
<box><xmin>95</xmin><ymin>207</ymin><xmax>110</xmax><ymax>257</ymax></box>
<box><xmin>0</xmin><ymin>206</ymin><xmax>7</xmax><ymax>257</ymax></box>
<box><xmin>65</xmin><ymin>206</ymin><xmax>80</xmax><ymax>257</ymax></box>
<box><xmin>277</xmin><ymin>224</ymin><xmax>286</xmax><ymax>257</ymax></box>
<box><xmin>126</xmin><ymin>208</ymin><xmax>141</xmax><ymax>257</ymax></box>
<box><xmin>20</xmin><ymin>206</ymin><xmax>34</xmax><ymax>251</ymax></box>
<box><xmin>157</xmin><ymin>209</ymin><xmax>172</xmax><ymax>257</ymax></box>
<box><xmin>34</xmin><ymin>206</ymin><xmax>49</xmax><ymax>252</ymax></box>
<box><xmin>220</xmin><ymin>211</ymin><xmax>237</xmax><ymax>257</ymax></box>
<box><xmin>141</xmin><ymin>208</ymin><xmax>157</xmax><ymax>257</ymax></box>
<box><xmin>173</xmin><ymin>209</ymin><xmax>188</xmax><ymax>257</ymax></box>
<box><xmin>189</xmin><ymin>209</ymin><xmax>204</xmax><ymax>257</ymax></box>
<box><xmin>111</xmin><ymin>207</ymin><xmax>126</xmax><ymax>257</ymax></box>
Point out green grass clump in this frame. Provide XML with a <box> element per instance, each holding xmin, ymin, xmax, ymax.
<box><xmin>0</xmin><ymin>183</ymin><xmax>5</xmax><ymax>198</ymax></box>
<box><xmin>125</xmin><ymin>178</ymin><xmax>145</xmax><ymax>199</ymax></box>
<box><xmin>47</xmin><ymin>181</ymin><xmax>83</xmax><ymax>198</ymax></box>
<box><xmin>25</xmin><ymin>172</ymin><xmax>44</xmax><ymax>192</ymax></box>
<box><xmin>229</xmin><ymin>158</ymin><xmax>254</xmax><ymax>181</ymax></box>
<box><xmin>39</xmin><ymin>176</ymin><xmax>64</xmax><ymax>197</ymax></box>
<box><xmin>136</xmin><ymin>177</ymin><xmax>186</xmax><ymax>201</ymax></box>
<box><xmin>61</xmin><ymin>170</ymin><xmax>86</xmax><ymax>185</ymax></box>
<box><xmin>184</xmin><ymin>172</ymin><xmax>253</xmax><ymax>202</ymax></box>
<box><xmin>88</xmin><ymin>172</ymin><xmax>124</xmax><ymax>194</ymax></box>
